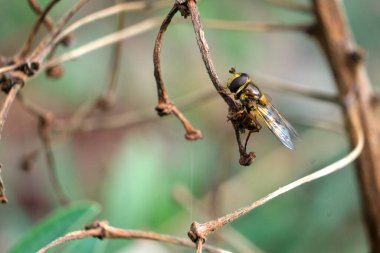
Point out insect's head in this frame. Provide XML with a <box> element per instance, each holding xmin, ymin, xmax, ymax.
<box><xmin>227</xmin><ymin>68</ymin><xmax>250</xmax><ymax>98</ymax></box>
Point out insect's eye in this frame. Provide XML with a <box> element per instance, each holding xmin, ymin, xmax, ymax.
<box><xmin>228</xmin><ymin>73</ymin><xmax>249</xmax><ymax>93</ymax></box>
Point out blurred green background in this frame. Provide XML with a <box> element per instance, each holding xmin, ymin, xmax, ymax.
<box><xmin>0</xmin><ymin>0</ymin><xmax>379</xmax><ymax>252</ymax></box>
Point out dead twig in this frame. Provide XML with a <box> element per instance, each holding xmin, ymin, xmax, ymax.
<box><xmin>28</xmin><ymin>0</ymin><xmax>56</xmax><ymax>31</ymax></box>
<box><xmin>186</xmin><ymin>0</ymin><xmax>256</xmax><ymax>165</ymax></box>
<box><xmin>36</xmin><ymin>220</ymin><xmax>231</xmax><ymax>253</ymax></box>
<box><xmin>44</xmin><ymin>17</ymin><xmax>162</xmax><ymax>69</ymax></box>
<box><xmin>30</xmin><ymin>0</ymin><xmax>91</xmax><ymax>62</ymax></box>
<box><xmin>173</xmin><ymin>185</ymin><xmax>264</xmax><ymax>253</ymax></box>
<box><xmin>38</xmin><ymin>114</ymin><xmax>69</xmax><ymax>205</ymax></box>
<box><xmin>0</xmin><ymin>168</ymin><xmax>7</xmax><ymax>204</ymax></box>
<box><xmin>203</xmin><ymin>19</ymin><xmax>314</xmax><ymax>33</ymax></box>
<box><xmin>18</xmin><ymin>0</ymin><xmax>62</xmax><ymax>60</ymax></box>
<box><xmin>0</xmin><ymin>84</ymin><xmax>22</xmax><ymax>140</ymax></box>
<box><xmin>312</xmin><ymin>0</ymin><xmax>380</xmax><ymax>250</ymax></box>
<box><xmin>153</xmin><ymin>3</ymin><xmax>202</xmax><ymax>140</ymax></box>
<box><xmin>188</xmin><ymin>125</ymin><xmax>364</xmax><ymax>242</ymax></box>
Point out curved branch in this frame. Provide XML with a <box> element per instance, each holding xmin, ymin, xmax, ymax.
<box><xmin>153</xmin><ymin>4</ymin><xmax>202</xmax><ymax>140</ymax></box>
<box><xmin>43</xmin><ymin>17</ymin><xmax>162</xmax><ymax>69</ymax></box>
<box><xmin>188</xmin><ymin>125</ymin><xmax>364</xmax><ymax>242</ymax></box>
<box><xmin>37</xmin><ymin>220</ymin><xmax>231</xmax><ymax>253</ymax></box>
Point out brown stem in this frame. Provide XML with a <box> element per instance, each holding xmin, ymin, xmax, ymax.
<box><xmin>153</xmin><ymin>4</ymin><xmax>202</xmax><ymax>140</ymax></box>
<box><xmin>18</xmin><ymin>0</ymin><xmax>62</xmax><ymax>59</ymax></box>
<box><xmin>38</xmin><ymin>115</ymin><xmax>70</xmax><ymax>205</ymax></box>
<box><xmin>37</xmin><ymin>220</ymin><xmax>230</xmax><ymax>253</ymax></box>
<box><xmin>0</xmin><ymin>168</ymin><xmax>7</xmax><ymax>204</ymax></box>
<box><xmin>98</xmin><ymin>5</ymin><xmax>126</xmax><ymax>109</ymax></box>
<box><xmin>187</xmin><ymin>126</ymin><xmax>363</xmax><ymax>242</ymax></box>
<box><xmin>196</xmin><ymin>239</ymin><xmax>204</xmax><ymax>253</ymax></box>
<box><xmin>312</xmin><ymin>0</ymin><xmax>380</xmax><ymax>251</ymax></box>
<box><xmin>0</xmin><ymin>84</ymin><xmax>22</xmax><ymax>140</ymax></box>
<box><xmin>27</xmin><ymin>0</ymin><xmax>56</xmax><ymax>31</ymax></box>
<box><xmin>186</xmin><ymin>0</ymin><xmax>255</xmax><ymax>164</ymax></box>
<box><xmin>31</xmin><ymin>0</ymin><xmax>91</xmax><ymax>62</ymax></box>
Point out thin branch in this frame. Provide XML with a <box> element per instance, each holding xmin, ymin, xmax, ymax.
<box><xmin>312</xmin><ymin>0</ymin><xmax>380</xmax><ymax>249</ymax></box>
<box><xmin>53</xmin><ymin>0</ymin><xmax>171</xmax><ymax>46</ymax></box>
<box><xmin>37</xmin><ymin>220</ymin><xmax>231</xmax><ymax>253</ymax></box>
<box><xmin>27</xmin><ymin>0</ymin><xmax>56</xmax><ymax>31</ymax></box>
<box><xmin>186</xmin><ymin>0</ymin><xmax>255</xmax><ymax>165</ymax></box>
<box><xmin>173</xmin><ymin>185</ymin><xmax>264</xmax><ymax>253</ymax></box>
<box><xmin>196</xmin><ymin>239</ymin><xmax>204</xmax><ymax>253</ymax></box>
<box><xmin>43</xmin><ymin>17</ymin><xmax>163</xmax><ymax>69</ymax></box>
<box><xmin>66</xmin><ymin>5</ymin><xmax>127</xmax><ymax>129</ymax></box>
<box><xmin>18</xmin><ymin>0</ymin><xmax>62</xmax><ymax>59</ymax></box>
<box><xmin>255</xmin><ymin>73</ymin><xmax>340</xmax><ymax>104</ymax></box>
<box><xmin>0</xmin><ymin>84</ymin><xmax>22</xmax><ymax>140</ymax></box>
<box><xmin>265</xmin><ymin>0</ymin><xmax>313</xmax><ymax>13</ymax></box>
<box><xmin>99</xmin><ymin>5</ymin><xmax>126</xmax><ymax>108</ymax></box>
<box><xmin>17</xmin><ymin>93</ymin><xmax>51</xmax><ymax>118</ymax></box>
<box><xmin>0</xmin><ymin>168</ymin><xmax>7</xmax><ymax>204</ymax></box>
<box><xmin>38</xmin><ymin>115</ymin><xmax>69</xmax><ymax>205</ymax></box>
<box><xmin>203</xmin><ymin>19</ymin><xmax>314</xmax><ymax>33</ymax></box>
<box><xmin>64</xmin><ymin>88</ymin><xmax>216</xmax><ymax>132</ymax></box>
<box><xmin>0</xmin><ymin>64</ymin><xmax>18</xmax><ymax>76</ymax></box>
<box><xmin>30</xmin><ymin>0</ymin><xmax>91</xmax><ymax>62</ymax></box>
<box><xmin>152</xmin><ymin>4</ymin><xmax>202</xmax><ymax>140</ymax></box>
<box><xmin>188</xmin><ymin>125</ymin><xmax>364</xmax><ymax>242</ymax></box>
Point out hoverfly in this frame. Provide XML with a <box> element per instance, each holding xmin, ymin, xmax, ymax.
<box><xmin>227</xmin><ymin>68</ymin><xmax>299</xmax><ymax>149</ymax></box>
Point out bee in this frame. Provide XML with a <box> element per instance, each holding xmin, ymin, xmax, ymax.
<box><xmin>227</xmin><ymin>68</ymin><xmax>299</xmax><ymax>149</ymax></box>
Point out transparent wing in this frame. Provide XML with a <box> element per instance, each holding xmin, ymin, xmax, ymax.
<box><xmin>255</xmin><ymin>102</ymin><xmax>298</xmax><ymax>149</ymax></box>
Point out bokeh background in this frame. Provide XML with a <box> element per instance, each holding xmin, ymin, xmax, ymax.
<box><xmin>0</xmin><ymin>0</ymin><xmax>379</xmax><ymax>252</ymax></box>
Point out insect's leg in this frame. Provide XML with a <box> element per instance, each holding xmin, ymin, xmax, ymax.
<box><xmin>244</xmin><ymin>130</ymin><xmax>252</xmax><ymax>152</ymax></box>
<box><xmin>247</xmin><ymin>113</ymin><xmax>262</xmax><ymax>132</ymax></box>
<box><xmin>227</xmin><ymin>108</ymin><xmax>245</xmax><ymax>121</ymax></box>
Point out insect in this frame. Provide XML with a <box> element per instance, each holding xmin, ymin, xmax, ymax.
<box><xmin>227</xmin><ymin>68</ymin><xmax>299</xmax><ymax>149</ymax></box>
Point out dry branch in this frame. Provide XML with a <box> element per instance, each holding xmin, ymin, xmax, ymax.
<box><xmin>188</xmin><ymin>125</ymin><xmax>364</xmax><ymax>242</ymax></box>
<box><xmin>0</xmin><ymin>168</ymin><xmax>7</xmax><ymax>203</ymax></box>
<box><xmin>312</xmin><ymin>0</ymin><xmax>380</xmax><ymax>250</ymax></box>
<box><xmin>36</xmin><ymin>220</ymin><xmax>231</xmax><ymax>253</ymax></box>
<box><xmin>153</xmin><ymin>3</ymin><xmax>202</xmax><ymax>140</ymax></box>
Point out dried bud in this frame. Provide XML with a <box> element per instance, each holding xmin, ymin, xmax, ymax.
<box><xmin>46</xmin><ymin>65</ymin><xmax>64</xmax><ymax>78</ymax></box>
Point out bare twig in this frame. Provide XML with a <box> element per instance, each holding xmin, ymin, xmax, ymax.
<box><xmin>153</xmin><ymin>4</ymin><xmax>202</xmax><ymax>140</ymax></box>
<box><xmin>38</xmin><ymin>115</ymin><xmax>69</xmax><ymax>205</ymax></box>
<box><xmin>53</xmin><ymin>0</ymin><xmax>170</xmax><ymax>46</ymax></box>
<box><xmin>186</xmin><ymin>0</ymin><xmax>255</xmax><ymax>165</ymax></box>
<box><xmin>188</xmin><ymin>125</ymin><xmax>364</xmax><ymax>242</ymax></box>
<box><xmin>30</xmin><ymin>0</ymin><xmax>91</xmax><ymax>62</ymax></box>
<box><xmin>312</xmin><ymin>0</ymin><xmax>380</xmax><ymax>250</ymax></box>
<box><xmin>196</xmin><ymin>239</ymin><xmax>204</xmax><ymax>253</ymax></box>
<box><xmin>173</xmin><ymin>185</ymin><xmax>264</xmax><ymax>253</ymax></box>
<box><xmin>18</xmin><ymin>0</ymin><xmax>62</xmax><ymax>59</ymax></box>
<box><xmin>17</xmin><ymin>93</ymin><xmax>51</xmax><ymax>118</ymax></box>
<box><xmin>37</xmin><ymin>220</ymin><xmax>231</xmax><ymax>253</ymax></box>
<box><xmin>28</xmin><ymin>0</ymin><xmax>56</xmax><ymax>31</ymax></box>
<box><xmin>66</xmin><ymin>4</ymin><xmax>127</xmax><ymax>129</ymax></box>
<box><xmin>99</xmin><ymin>5</ymin><xmax>126</xmax><ymax>109</ymax></box>
<box><xmin>0</xmin><ymin>84</ymin><xmax>22</xmax><ymax>140</ymax></box>
<box><xmin>255</xmin><ymin>73</ymin><xmax>339</xmax><ymax>104</ymax></box>
<box><xmin>0</xmin><ymin>168</ymin><xmax>7</xmax><ymax>204</ymax></box>
<box><xmin>0</xmin><ymin>65</ymin><xmax>18</xmax><ymax>76</ymax></box>
<box><xmin>43</xmin><ymin>17</ymin><xmax>163</xmax><ymax>69</ymax></box>
<box><xmin>203</xmin><ymin>19</ymin><xmax>314</xmax><ymax>33</ymax></box>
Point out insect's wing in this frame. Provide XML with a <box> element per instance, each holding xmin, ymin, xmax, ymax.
<box><xmin>255</xmin><ymin>103</ymin><xmax>298</xmax><ymax>149</ymax></box>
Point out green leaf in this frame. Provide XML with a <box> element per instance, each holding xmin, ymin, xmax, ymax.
<box><xmin>9</xmin><ymin>201</ymin><xmax>101</xmax><ymax>253</ymax></box>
